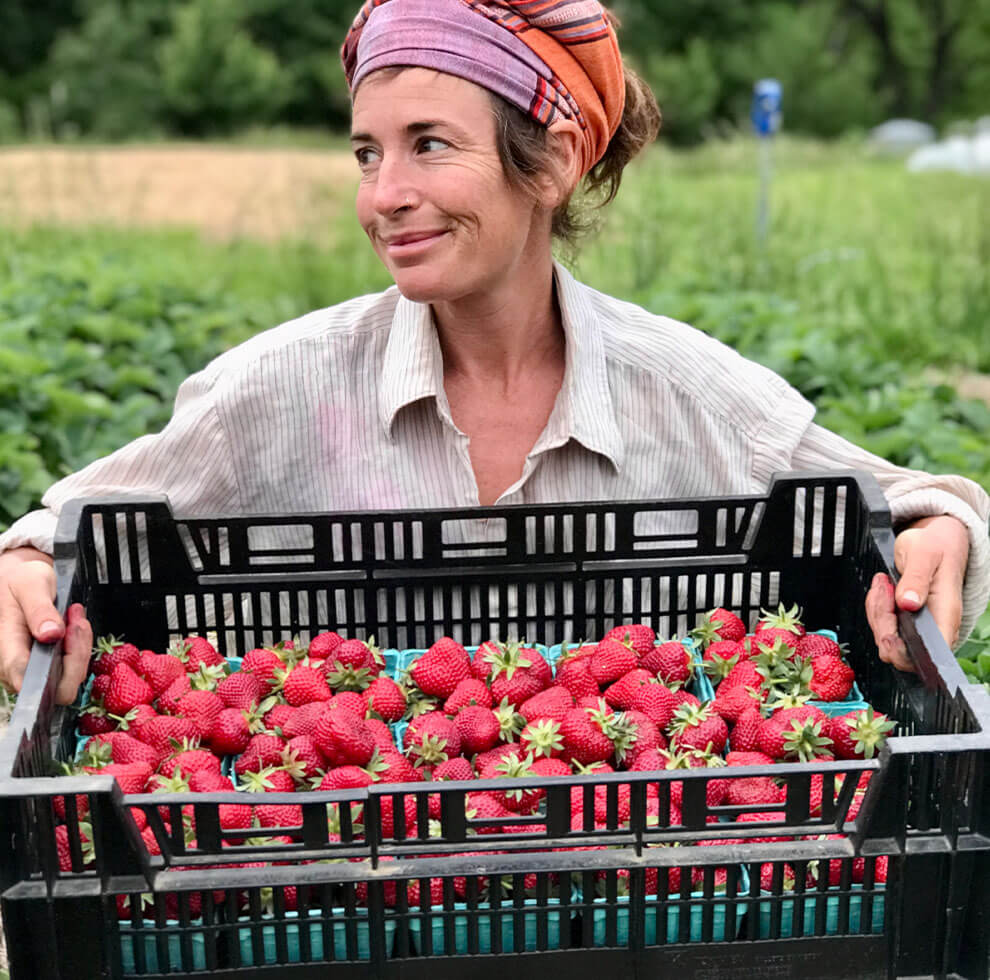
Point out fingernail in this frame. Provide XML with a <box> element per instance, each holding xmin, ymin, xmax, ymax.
<box><xmin>902</xmin><ymin>590</ymin><xmax>921</xmax><ymax>607</ymax></box>
<box><xmin>39</xmin><ymin>620</ymin><xmax>60</xmax><ymax>636</ymax></box>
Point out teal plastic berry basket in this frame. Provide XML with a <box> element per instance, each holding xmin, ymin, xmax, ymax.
<box><xmin>578</xmin><ymin>868</ymin><xmax>749</xmax><ymax>946</ymax></box>
<box><xmin>120</xmin><ymin>921</ymin><xmax>207</xmax><ymax>975</ymax></box>
<box><xmin>236</xmin><ymin>908</ymin><xmax>397</xmax><ymax>965</ymax></box>
<box><xmin>396</xmin><ymin>644</ymin><xmax>549</xmax><ymax>684</ymax></box>
<box><xmin>756</xmin><ymin>882</ymin><xmax>885</xmax><ymax>937</ymax></box>
<box><xmin>407</xmin><ymin>897</ymin><xmax>568</xmax><ymax>955</ymax></box>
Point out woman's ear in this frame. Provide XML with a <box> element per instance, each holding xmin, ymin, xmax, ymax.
<box><xmin>542</xmin><ymin>117</ymin><xmax>584</xmax><ymax>206</ymax></box>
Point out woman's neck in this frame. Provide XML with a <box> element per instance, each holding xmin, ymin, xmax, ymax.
<box><xmin>431</xmin><ymin>254</ymin><xmax>564</xmax><ymax>387</ymax></box>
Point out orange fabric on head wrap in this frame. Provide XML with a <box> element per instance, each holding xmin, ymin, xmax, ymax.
<box><xmin>342</xmin><ymin>0</ymin><xmax>626</xmax><ymax>175</ymax></box>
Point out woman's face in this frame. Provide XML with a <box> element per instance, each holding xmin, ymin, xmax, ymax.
<box><xmin>351</xmin><ymin>68</ymin><xmax>551</xmax><ymax>305</ymax></box>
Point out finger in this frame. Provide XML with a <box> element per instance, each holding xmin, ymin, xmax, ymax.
<box><xmin>56</xmin><ymin>603</ymin><xmax>93</xmax><ymax>706</ymax></box>
<box><xmin>923</xmin><ymin>585</ymin><xmax>963</xmax><ymax>649</ymax></box>
<box><xmin>894</xmin><ymin>535</ymin><xmax>942</xmax><ymax>612</ymax></box>
<box><xmin>866</xmin><ymin>574</ymin><xmax>899</xmax><ymax>650</ymax></box>
<box><xmin>7</xmin><ymin>561</ymin><xmax>63</xmax><ymax>642</ymax></box>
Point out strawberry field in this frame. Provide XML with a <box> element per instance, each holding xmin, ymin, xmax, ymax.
<box><xmin>1</xmin><ymin>136</ymin><xmax>989</xmax><ymax>674</ymax></box>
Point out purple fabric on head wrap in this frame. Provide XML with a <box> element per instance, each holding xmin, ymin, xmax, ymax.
<box><xmin>350</xmin><ymin>0</ymin><xmax>567</xmax><ymax>134</ymax></box>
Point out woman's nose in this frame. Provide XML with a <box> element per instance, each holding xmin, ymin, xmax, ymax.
<box><xmin>372</xmin><ymin>156</ymin><xmax>417</xmax><ymax>215</ymax></box>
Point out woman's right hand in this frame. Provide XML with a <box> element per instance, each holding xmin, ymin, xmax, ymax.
<box><xmin>0</xmin><ymin>547</ymin><xmax>93</xmax><ymax>705</ymax></box>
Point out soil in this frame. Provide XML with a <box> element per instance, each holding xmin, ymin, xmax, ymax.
<box><xmin>0</xmin><ymin>145</ymin><xmax>359</xmax><ymax>243</ymax></box>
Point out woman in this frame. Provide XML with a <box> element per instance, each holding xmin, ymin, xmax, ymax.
<box><xmin>0</xmin><ymin>0</ymin><xmax>986</xmax><ymax>704</ymax></box>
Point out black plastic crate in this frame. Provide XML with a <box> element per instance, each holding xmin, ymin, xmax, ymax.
<box><xmin>1</xmin><ymin>471</ymin><xmax>988</xmax><ymax>979</ymax></box>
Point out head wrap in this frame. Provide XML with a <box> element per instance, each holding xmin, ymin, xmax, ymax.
<box><xmin>341</xmin><ymin>0</ymin><xmax>625</xmax><ymax>176</ymax></box>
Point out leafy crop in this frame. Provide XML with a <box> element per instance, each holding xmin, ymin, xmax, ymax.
<box><xmin>957</xmin><ymin>611</ymin><xmax>990</xmax><ymax>691</ymax></box>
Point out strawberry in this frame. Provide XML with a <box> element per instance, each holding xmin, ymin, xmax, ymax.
<box><xmin>629</xmin><ymin>681</ymin><xmax>680</xmax><ymax>728</ymax></box>
<box><xmin>98</xmin><ymin>761</ymin><xmax>154</xmax><ymax>794</ymax></box>
<box><xmin>209</xmin><ymin>707</ymin><xmax>253</xmax><ymax>756</ymax></box>
<box><xmin>282</xmin><ymin>735</ymin><xmax>326</xmax><ymax>783</ymax></box>
<box><xmin>280</xmin><ymin>701</ymin><xmax>327</xmax><ymax>740</ymax></box>
<box><xmin>702</xmin><ymin>640</ymin><xmax>744</xmax><ymax>684</ymax></box>
<box><xmin>589</xmin><ymin>637</ymin><xmax>639</xmax><ymax>686</ymax></box>
<box><xmin>307</xmin><ymin>631</ymin><xmax>345</xmax><ymax>660</ymax></box>
<box><xmin>729</xmin><ymin>707</ymin><xmax>765</xmax><ymax>752</ymax></box>
<box><xmin>691</xmin><ymin>607</ymin><xmax>747</xmax><ymax>647</ymax></box>
<box><xmin>640</xmin><ymin>640</ymin><xmax>693</xmax><ymax>686</ymax></box>
<box><xmin>241</xmin><ymin>647</ymin><xmax>288</xmax><ymax>688</ymax></box>
<box><xmin>519</xmin><ymin>719</ymin><xmax>565</xmax><ymax>759</ymax></box>
<box><xmin>373</xmin><ymin>749</ymin><xmax>421</xmax><ymax>785</ymax></box>
<box><xmin>136</xmin><ymin>651</ymin><xmax>186</xmax><ymax>697</ymax></box>
<box><xmin>364</xmin><ymin>675</ymin><xmax>407</xmax><ymax>721</ymax></box>
<box><xmin>327</xmin><ymin>691</ymin><xmax>367</xmax><ymax>716</ymax></box>
<box><xmin>110</xmin><ymin>703</ymin><xmax>159</xmax><ymax>734</ymax></box>
<box><xmin>90</xmin><ymin>674</ymin><xmax>112</xmax><ymax>704</ymax></box>
<box><xmin>404</xmin><ymin>711</ymin><xmax>462</xmax><ymax>767</ymax></box>
<box><xmin>77</xmin><ymin>704</ymin><xmax>116</xmax><ymax>736</ymax></box>
<box><xmin>132</xmin><ymin>714</ymin><xmax>200</xmax><ymax>755</ymax></box>
<box><xmin>56</xmin><ymin>822</ymin><xmax>95</xmax><ymax>872</ymax></box>
<box><xmin>103</xmin><ymin>664</ymin><xmax>155</xmax><ymax>717</ymax></box>
<box><xmin>216</xmin><ymin>671</ymin><xmax>265</xmax><ymax>711</ymax></box>
<box><xmin>188</xmin><ymin>769</ymin><xmax>234</xmax><ymax>792</ymax></box>
<box><xmin>519</xmin><ymin>685</ymin><xmax>574</xmax><ymax>723</ymax></box>
<box><xmin>552</xmin><ymin>656</ymin><xmax>599</xmax><ymax>700</ymax></box>
<box><xmin>795</xmin><ymin>632</ymin><xmax>843</xmax><ymax>661</ymax></box>
<box><xmin>721</xmin><ymin>658</ymin><xmax>763</xmax><ymax>690</ymax></box>
<box><xmin>725</xmin><ymin>750</ymin><xmax>776</xmax><ymax>767</ymax></box>
<box><xmin>235</xmin><ymin>732</ymin><xmax>289</xmax><ymax>776</ymax></box>
<box><xmin>409</xmin><ymin>637</ymin><xmax>473</xmax><ymax>697</ymax></box>
<box><xmin>753</xmin><ymin>627</ymin><xmax>801</xmax><ymax>654</ymax></box>
<box><xmin>169</xmin><ymin>635</ymin><xmax>225</xmax><ymax>673</ymax></box>
<box><xmin>756</xmin><ymin>603</ymin><xmax>806</xmax><ymax>637</ymax></box>
<box><xmin>281</xmin><ymin>664</ymin><xmax>333</xmax><ymax>706</ymax></box>
<box><xmin>713</xmin><ymin>682</ymin><xmax>765</xmax><ymax>723</ymax></box>
<box><xmin>110</xmin><ymin>733</ymin><xmax>164</xmax><ymax>770</ymax></box>
<box><xmin>475</xmin><ymin>641</ymin><xmax>550</xmax><ymax>705</ymax></box>
<box><xmin>667</xmin><ymin>703</ymin><xmax>728</xmax><ymax>754</ymax></box>
<box><xmin>475</xmin><ymin>743</ymin><xmax>522</xmax><ymax>777</ymax></box>
<box><xmin>254</xmin><ymin>802</ymin><xmax>303</xmax><ymax>829</ymax></box>
<box><xmin>160</xmin><ymin>746</ymin><xmax>221</xmax><ymax>781</ymax></box>
<box><xmin>443</xmin><ymin>677</ymin><xmax>493</xmax><ymax>713</ymax></box>
<box><xmin>364</xmin><ymin>717</ymin><xmax>397</xmax><ymax>751</ymax></box>
<box><xmin>492</xmin><ymin>754</ymin><xmax>544</xmax><ymax>813</ymax></box>
<box><xmin>622</xmin><ymin>712</ymin><xmax>666</xmax><ymax>766</ymax></box>
<box><xmin>829</xmin><ymin>706</ymin><xmax>896</xmax><ymax>759</ymax></box>
<box><xmin>807</xmin><ymin>654</ymin><xmax>855</xmax><ymax>702</ymax></box>
<box><xmin>603</xmin><ymin>668</ymin><xmax>653</xmax><ymax>711</ymax></box>
<box><xmin>453</xmin><ymin>704</ymin><xmax>501</xmax><ymax>755</ymax></box>
<box><xmin>174</xmin><ymin>689</ymin><xmax>225</xmax><ymax>740</ymax></box>
<box><xmin>725</xmin><ymin>776</ymin><xmax>785</xmax><ymax>807</ymax></box>
<box><xmin>316</xmin><ymin>766</ymin><xmax>375</xmax><ymax>792</ymax></box>
<box><xmin>92</xmin><ymin>637</ymin><xmax>142</xmax><ymax>676</ymax></box>
<box><xmin>240</xmin><ymin>765</ymin><xmax>297</xmax><ymax>794</ymax></box>
<box><xmin>432</xmin><ymin>757</ymin><xmax>475</xmax><ymax>782</ymax></box>
<box><xmin>313</xmin><ymin>708</ymin><xmax>376</xmax><ymax>767</ymax></box>
<box><xmin>602</xmin><ymin>625</ymin><xmax>656</xmax><ymax>658</ymax></box>
<box><xmin>559</xmin><ymin>702</ymin><xmax>633</xmax><ymax>766</ymax></box>
<box><xmin>264</xmin><ymin>703</ymin><xmax>295</xmax><ymax>731</ymax></box>
<box><xmin>758</xmin><ymin>706</ymin><xmax>833</xmax><ymax>762</ymax></box>
<box><xmin>156</xmin><ymin>674</ymin><xmax>192</xmax><ymax>715</ymax></box>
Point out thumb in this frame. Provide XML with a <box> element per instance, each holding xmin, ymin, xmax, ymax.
<box><xmin>894</xmin><ymin>531</ymin><xmax>941</xmax><ymax>612</ymax></box>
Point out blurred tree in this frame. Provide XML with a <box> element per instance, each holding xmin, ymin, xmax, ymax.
<box><xmin>159</xmin><ymin>0</ymin><xmax>290</xmax><ymax>134</ymax></box>
<box><xmin>242</xmin><ymin>0</ymin><xmax>356</xmax><ymax>130</ymax></box>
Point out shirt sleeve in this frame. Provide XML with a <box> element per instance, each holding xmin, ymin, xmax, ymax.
<box><xmin>0</xmin><ymin>368</ymin><xmax>240</xmax><ymax>557</ymax></box>
<box><xmin>791</xmin><ymin>421</ymin><xmax>990</xmax><ymax>645</ymax></box>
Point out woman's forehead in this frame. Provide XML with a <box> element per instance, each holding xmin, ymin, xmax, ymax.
<box><xmin>352</xmin><ymin>67</ymin><xmax>492</xmax><ymax>125</ymax></box>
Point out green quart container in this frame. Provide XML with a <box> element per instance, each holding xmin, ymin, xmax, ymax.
<box><xmin>757</xmin><ymin>883</ymin><xmax>885</xmax><ymax>938</ymax></box>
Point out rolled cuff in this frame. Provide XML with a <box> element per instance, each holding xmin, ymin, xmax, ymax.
<box><xmin>0</xmin><ymin>508</ymin><xmax>58</xmax><ymax>558</ymax></box>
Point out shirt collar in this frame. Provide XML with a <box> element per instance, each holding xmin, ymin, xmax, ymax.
<box><xmin>378</xmin><ymin>261</ymin><xmax>624</xmax><ymax>472</ymax></box>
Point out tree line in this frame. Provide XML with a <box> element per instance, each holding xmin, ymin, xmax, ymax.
<box><xmin>1</xmin><ymin>0</ymin><xmax>987</xmax><ymax>145</ymax></box>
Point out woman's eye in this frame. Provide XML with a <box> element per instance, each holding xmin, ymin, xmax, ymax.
<box><xmin>354</xmin><ymin>147</ymin><xmax>378</xmax><ymax>166</ymax></box>
<box><xmin>419</xmin><ymin>137</ymin><xmax>448</xmax><ymax>153</ymax></box>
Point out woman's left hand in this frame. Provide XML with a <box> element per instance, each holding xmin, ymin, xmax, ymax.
<box><xmin>865</xmin><ymin>514</ymin><xmax>970</xmax><ymax>671</ymax></box>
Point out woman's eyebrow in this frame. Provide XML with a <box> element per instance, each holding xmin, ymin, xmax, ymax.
<box><xmin>350</xmin><ymin>120</ymin><xmax>467</xmax><ymax>142</ymax></box>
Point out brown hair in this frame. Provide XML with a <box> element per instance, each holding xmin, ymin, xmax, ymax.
<box><xmin>490</xmin><ymin>23</ymin><xmax>661</xmax><ymax>253</ymax></box>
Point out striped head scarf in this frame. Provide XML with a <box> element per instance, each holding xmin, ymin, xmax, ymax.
<box><xmin>341</xmin><ymin>0</ymin><xmax>625</xmax><ymax>176</ymax></box>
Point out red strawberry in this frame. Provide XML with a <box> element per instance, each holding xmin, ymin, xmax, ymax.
<box><xmin>729</xmin><ymin>707</ymin><xmax>765</xmax><ymax>752</ymax></box>
<box><xmin>364</xmin><ymin>675</ymin><xmax>407</xmax><ymax>721</ymax></box>
<box><xmin>174</xmin><ymin>689</ymin><xmax>225</xmax><ymax>740</ymax></box>
<box><xmin>169</xmin><ymin>635</ymin><xmax>225</xmax><ymax>672</ymax></box>
<box><xmin>282</xmin><ymin>664</ymin><xmax>333</xmax><ymax>706</ymax></box>
<box><xmin>216</xmin><ymin>671</ymin><xmax>265</xmax><ymax>711</ymax></box>
<box><xmin>753</xmin><ymin>627</ymin><xmax>800</xmax><ymax>653</ymax></box>
<box><xmin>726</xmin><ymin>776</ymin><xmax>785</xmax><ymax>807</ymax></box>
<box><xmin>409</xmin><ymin>637</ymin><xmax>473</xmax><ymax>698</ymax></box>
<box><xmin>796</xmin><ymin>632</ymin><xmax>842</xmax><ymax>661</ymax></box>
<box><xmin>92</xmin><ymin>637</ymin><xmax>142</xmax><ymax>676</ymax></box>
<box><xmin>758</xmin><ymin>706</ymin><xmax>833</xmax><ymax>762</ymax></box>
<box><xmin>313</xmin><ymin>709</ymin><xmax>376</xmax><ymax>768</ymax></box>
<box><xmin>374</xmin><ymin>749</ymin><xmax>421</xmax><ymax>785</ymax></box>
<box><xmin>110</xmin><ymin>733</ymin><xmax>164</xmax><ymax>770</ymax></box>
<box><xmin>519</xmin><ymin>719</ymin><xmax>565</xmax><ymax>759</ymax></box>
<box><xmin>327</xmin><ymin>691</ymin><xmax>367</xmax><ymax>716</ymax></box>
<box><xmin>241</xmin><ymin>647</ymin><xmax>287</xmax><ymax>688</ymax></box>
<box><xmin>692</xmin><ymin>607</ymin><xmax>746</xmax><ymax>646</ymax></box>
<box><xmin>808</xmin><ymin>654</ymin><xmax>855</xmax><ymax>702</ymax></box>
<box><xmin>136</xmin><ymin>652</ymin><xmax>186</xmax><ymax>697</ymax></box>
<box><xmin>264</xmin><ymin>703</ymin><xmax>295</xmax><ymax>732</ymax></box>
<box><xmin>317</xmin><ymin>766</ymin><xmax>375</xmax><ymax>792</ymax></box>
<box><xmin>725</xmin><ymin>750</ymin><xmax>776</xmax><ymax>767</ymax></box>
<box><xmin>160</xmin><ymin>746</ymin><xmax>221</xmax><ymax>781</ymax></box>
<box><xmin>667</xmin><ymin>703</ymin><xmax>728</xmax><ymax>754</ymax></box>
<box><xmin>188</xmin><ymin>769</ymin><xmax>234</xmax><ymax>792</ymax></box>
<box><xmin>453</xmin><ymin>704</ymin><xmax>501</xmax><ymax>756</ymax></box>
<box><xmin>640</xmin><ymin>640</ymin><xmax>693</xmax><ymax>686</ymax></box>
<box><xmin>713</xmin><ymin>682</ymin><xmax>765</xmax><ymax>723</ymax></box>
<box><xmin>432</xmin><ymin>757</ymin><xmax>475</xmax><ymax>782</ymax></box>
<box><xmin>721</xmin><ymin>658</ymin><xmax>763</xmax><ymax>690</ymax></box>
<box><xmin>443</xmin><ymin>677</ymin><xmax>493</xmax><ymax>713</ymax></box>
<box><xmin>559</xmin><ymin>703</ymin><xmax>624</xmax><ymax>766</ymax></box>
<box><xmin>475</xmin><ymin>641</ymin><xmax>550</xmax><ymax>705</ymax></box>
<box><xmin>629</xmin><ymin>681</ymin><xmax>680</xmax><ymax>729</ymax></box>
<box><xmin>156</xmin><ymin>674</ymin><xmax>192</xmax><ymax>715</ymax></box>
<box><xmin>307</xmin><ymin>631</ymin><xmax>344</xmax><ymax>660</ymax></box>
<box><xmin>364</xmin><ymin>717</ymin><xmax>396</xmax><ymax>751</ymax></box>
<box><xmin>553</xmin><ymin>656</ymin><xmax>599</xmax><ymax>700</ymax></box>
<box><xmin>829</xmin><ymin>707</ymin><xmax>895</xmax><ymax>760</ymax></box>
<box><xmin>702</xmin><ymin>640</ymin><xmax>744</xmax><ymax>684</ymax></box>
<box><xmin>474</xmin><ymin>743</ymin><xmax>521</xmax><ymax>778</ymax></box>
<box><xmin>78</xmin><ymin>704</ymin><xmax>116</xmax><ymax>736</ymax></box>
<box><xmin>603</xmin><ymin>624</ymin><xmax>656</xmax><ymax>658</ymax></box>
<box><xmin>756</xmin><ymin>603</ymin><xmax>806</xmax><ymax>636</ymax></box>
<box><xmin>520</xmin><ymin>685</ymin><xmax>575</xmax><ymax>723</ymax></box>
<box><xmin>111</xmin><ymin>703</ymin><xmax>159</xmax><ymax>734</ymax></box>
<box><xmin>103</xmin><ymin>664</ymin><xmax>155</xmax><ymax>717</ymax></box>
<box><xmin>132</xmin><ymin>714</ymin><xmax>200</xmax><ymax>755</ymax></box>
<box><xmin>240</xmin><ymin>765</ymin><xmax>296</xmax><ymax>794</ymax></box>
<box><xmin>280</xmin><ymin>701</ymin><xmax>327</xmax><ymax>740</ymax></box>
<box><xmin>56</xmin><ymin>822</ymin><xmax>95</xmax><ymax>871</ymax></box>
<box><xmin>622</xmin><ymin>711</ymin><xmax>666</xmax><ymax>766</ymax></box>
<box><xmin>209</xmin><ymin>708</ymin><xmax>253</xmax><ymax>756</ymax></box>
<box><xmin>603</xmin><ymin>668</ymin><xmax>653</xmax><ymax>711</ymax></box>
<box><xmin>236</xmin><ymin>732</ymin><xmax>289</xmax><ymax>776</ymax></box>
<box><xmin>282</xmin><ymin>735</ymin><xmax>326</xmax><ymax>783</ymax></box>
<box><xmin>90</xmin><ymin>674</ymin><xmax>112</xmax><ymax>704</ymax></box>
<box><xmin>404</xmin><ymin>711</ymin><xmax>462</xmax><ymax>767</ymax></box>
<box><xmin>589</xmin><ymin>637</ymin><xmax>638</xmax><ymax>686</ymax></box>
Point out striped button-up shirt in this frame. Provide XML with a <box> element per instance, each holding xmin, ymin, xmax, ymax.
<box><xmin>3</xmin><ymin>261</ymin><xmax>988</xmax><ymax>638</ymax></box>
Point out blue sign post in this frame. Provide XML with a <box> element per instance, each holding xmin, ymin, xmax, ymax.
<box><xmin>751</xmin><ymin>79</ymin><xmax>782</xmax><ymax>243</ymax></box>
